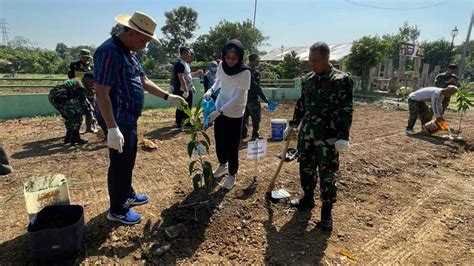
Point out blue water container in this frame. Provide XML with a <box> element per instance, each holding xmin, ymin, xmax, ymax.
<box><xmin>202</xmin><ymin>98</ymin><xmax>216</xmax><ymax>128</ymax></box>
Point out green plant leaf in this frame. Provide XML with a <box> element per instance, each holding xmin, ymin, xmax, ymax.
<box><xmin>193</xmin><ymin>174</ymin><xmax>201</xmax><ymax>191</ymax></box>
<box><xmin>189</xmin><ymin>160</ymin><xmax>198</xmax><ymax>176</ymax></box>
<box><xmin>191</xmin><ymin>132</ymin><xmax>197</xmax><ymax>142</ymax></box>
<box><xmin>187</xmin><ymin>141</ymin><xmax>196</xmax><ymax>158</ymax></box>
<box><xmin>183</xmin><ymin>118</ymin><xmax>190</xmax><ymax>126</ymax></box>
<box><xmin>195</xmin><ymin>116</ymin><xmax>202</xmax><ymax>130</ymax></box>
<box><xmin>199</xmin><ymin>140</ymin><xmax>209</xmax><ymax>153</ymax></box>
<box><xmin>183</xmin><ymin>106</ymin><xmax>193</xmax><ymax>117</ymax></box>
<box><xmin>194</xmin><ymin>98</ymin><xmax>203</xmax><ymax>117</ymax></box>
<box><xmin>203</xmin><ymin>175</ymin><xmax>210</xmax><ymax>188</ymax></box>
<box><xmin>200</xmin><ymin>130</ymin><xmax>211</xmax><ymax>144</ymax></box>
<box><xmin>203</xmin><ymin>161</ymin><xmax>213</xmax><ymax>179</ymax></box>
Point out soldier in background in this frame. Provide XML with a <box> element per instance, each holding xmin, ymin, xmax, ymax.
<box><xmin>242</xmin><ymin>54</ymin><xmax>269</xmax><ymax>140</ymax></box>
<box><xmin>435</xmin><ymin>64</ymin><xmax>460</xmax><ymax>113</ymax></box>
<box><xmin>435</xmin><ymin>64</ymin><xmax>460</xmax><ymax>89</ymax></box>
<box><xmin>49</xmin><ymin>73</ymin><xmax>95</xmax><ymax>145</ymax></box>
<box><xmin>283</xmin><ymin>42</ymin><xmax>354</xmax><ymax>232</ymax></box>
<box><xmin>68</xmin><ymin>49</ymin><xmax>97</xmax><ymax>133</ymax></box>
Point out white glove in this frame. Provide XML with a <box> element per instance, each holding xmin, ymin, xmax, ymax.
<box><xmin>107</xmin><ymin>127</ymin><xmax>124</xmax><ymax>153</ymax></box>
<box><xmin>335</xmin><ymin>139</ymin><xmax>349</xmax><ymax>153</ymax></box>
<box><xmin>208</xmin><ymin>110</ymin><xmax>221</xmax><ymax>123</ymax></box>
<box><xmin>167</xmin><ymin>94</ymin><xmax>186</xmax><ymax>108</ymax></box>
<box><xmin>182</xmin><ymin>90</ymin><xmax>189</xmax><ymax>99</ymax></box>
<box><xmin>203</xmin><ymin>89</ymin><xmax>213</xmax><ymax>100</ymax></box>
<box><xmin>283</xmin><ymin>126</ymin><xmax>295</xmax><ymax>140</ymax></box>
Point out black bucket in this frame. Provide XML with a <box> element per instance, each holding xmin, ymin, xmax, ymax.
<box><xmin>27</xmin><ymin>205</ymin><xmax>84</xmax><ymax>260</ymax></box>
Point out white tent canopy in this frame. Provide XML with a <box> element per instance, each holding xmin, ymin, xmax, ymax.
<box><xmin>260</xmin><ymin>43</ymin><xmax>352</xmax><ymax>62</ymax></box>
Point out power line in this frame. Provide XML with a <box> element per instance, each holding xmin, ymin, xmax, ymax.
<box><xmin>344</xmin><ymin>0</ymin><xmax>448</xmax><ymax>10</ymax></box>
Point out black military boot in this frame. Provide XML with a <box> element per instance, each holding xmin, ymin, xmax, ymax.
<box><xmin>290</xmin><ymin>191</ymin><xmax>315</xmax><ymax>210</ymax></box>
<box><xmin>85</xmin><ymin>117</ymin><xmax>98</xmax><ymax>133</ymax></box>
<box><xmin>70</xmin><ymin>130</ymin><xmax>88</xmax><ymax>145</ymax></box>
<box><xmin>318</xmin><ymin>201</ymin><xmax>333</xmax><ymax>232</ymax></box>
<box><xmin>64</xmin><ymin>130</ymin><xmax>72</xmax><ymax>144</ymax></box>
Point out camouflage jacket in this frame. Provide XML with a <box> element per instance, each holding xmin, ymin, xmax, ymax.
<box><xmin>289</xmin><ymin>66</ymin><xmax>354</xmax><ymax>141</ymax></box>
<box><xmin>434</xmin><ymin>72</ymin><xmax>459</xmax><ymax>88</ymax></box>
<box><xmin>68</xmin><ymin>60</ymin><xmax>93</xmax><ymax>79</ymax></box>
<box><xmin>49</xmin><ymin>79</ymin><xmax>93</xmax><ymax>111</ymax></box>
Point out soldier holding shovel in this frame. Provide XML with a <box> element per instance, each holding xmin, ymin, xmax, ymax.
<box><xmin>284</xmin><ymin>42</ymin><xmax>354</xmax><ymax>231</ymax></box>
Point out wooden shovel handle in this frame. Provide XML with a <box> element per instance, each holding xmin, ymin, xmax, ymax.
<box><xmin>266</xmin><ymin>132</ymin><xmax>293</xmax><ymax>194</ymax></box>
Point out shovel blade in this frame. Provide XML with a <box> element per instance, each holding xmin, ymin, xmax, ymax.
<box><xmin>271</xmin><ymin>189</ymin><xmax>291</xmax><ymax>199</ymax></box>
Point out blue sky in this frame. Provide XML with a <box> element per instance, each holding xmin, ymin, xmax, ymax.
<box><xmin>1</xmin><ymin>0</ymin><xmax>472</xmax><ymax>52</ymax></box>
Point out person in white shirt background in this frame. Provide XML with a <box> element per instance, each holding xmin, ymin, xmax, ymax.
<box><xmin>204</xmin><ymin>39</ymin><xmax>251</xmax><ymax>190</ymax></box>
<box><xmin>405</xmin><ymin>85</ymin><xmax>458</xmax><ymax>135</ymax></box>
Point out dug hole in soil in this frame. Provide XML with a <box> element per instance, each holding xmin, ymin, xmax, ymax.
<box><xmin>0</xmin><ymin>100</ymin><xmax>473</xmax><ymax>264</ymax></box>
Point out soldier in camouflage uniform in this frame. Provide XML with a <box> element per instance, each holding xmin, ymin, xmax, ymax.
<box><xmin>49</xmin><ymin>73</ymin><xmax>95</xmax><ymax>145</ymax></box>
<box><xmin>242</xmin><ymin>54</ymin><xmax>269</xmax><ymax>139</ymax></box>
<box><xmin>435</xmin><ymin>64</ymin><xmax>460</xmax><ymax>113</ymax></box>
<box><xmin>283</xmin><ymin>42</ymin><xmax>354</xmax><ymax>231</ymax></box>
<box><xmin>68</xmin><ymin>49</ymin><xmax>97</xmax><ymax>133</ymax></box>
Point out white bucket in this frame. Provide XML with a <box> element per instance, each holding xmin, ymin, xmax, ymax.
<box><xmin>271</xmin><ymin>119</ymin><xmax>287</xmax><ymax>141</ymax></box>
<box><xmin>24</xmin><ymin>174</ymin><xmax>70</xmax><ymax>220</ymax></box>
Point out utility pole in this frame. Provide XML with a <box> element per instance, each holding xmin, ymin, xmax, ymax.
<box><xmin>459</xmin><ymin>11</ymin><xmax>473</xmax><ymax>78</ymax></box>
<box><xmin>253</xmin><ymin>0</ymin><xmax>258</xmax><ymax>29</ymax></box>
<box><xmin>0</xmin><ymin>18</ymin><xmax>9</xmax><ymax>45</ymax></box>
<box><xmin>446</xmin><ymin>26</ymin><xmax>459</xmax><ymax>69</ymax></box>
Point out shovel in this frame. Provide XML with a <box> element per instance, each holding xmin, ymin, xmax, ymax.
<box><xmin>265</xmin><ymin>131</ymin><xmax>293</xmax><ymax>200</ymax></box>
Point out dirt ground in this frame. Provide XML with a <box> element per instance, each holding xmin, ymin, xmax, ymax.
<box><xmin>0</xmin><ymin>100</ymin><xmax>473</xmax><ymax>264</ymax></box>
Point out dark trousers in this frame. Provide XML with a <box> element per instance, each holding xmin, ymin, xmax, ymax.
<box><xmin>242</xmin><ymin>101</ymin><xmax>262</xmax><ymax>138</ymax></box>
<box><xmin>98</xmin><ymin>119</ymin><xmax>137</xmax><ymax>215</ymax></box>
<box><xmin>174</xmin><ymin>90</ymin><xmax>193</xmax><ymax>126</ymax></box>
<box><xmin>407</xmin><ymin>98</ymin><xmax>432</xmax><ymax>130</ymax></box>
<box><xmin>214</xmin><ymin>115</ymin><xmax>243</xmax><ymax>176</ymax></box>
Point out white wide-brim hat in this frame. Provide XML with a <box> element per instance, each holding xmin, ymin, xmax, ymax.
<box><xmin>115</xmin><ymin>11</ymin><xmax>158</xmax><ymax>41</ymax></box>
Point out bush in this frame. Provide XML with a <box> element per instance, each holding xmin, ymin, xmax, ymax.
<box><xmin>396</xmin><ymin>86</ymin><xmax>413</xmax><ymax>101</ymax></box>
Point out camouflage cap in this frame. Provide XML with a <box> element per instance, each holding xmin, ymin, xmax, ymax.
<box><xmin>80</xmin><ymin>49</ymin><xmax>92</xmax><ymax>58</ymax></box>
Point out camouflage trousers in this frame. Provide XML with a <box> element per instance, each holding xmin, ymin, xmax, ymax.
<box><xmin>298</xmin><ymin>133</ymin><xmax>339</xmax><ymax>203</ymax></box>
<box><xmin>242</xmin><ymin>101</ymin><xmax>261</xmax><ymax>138</ymax></box>
<box><xmin>84</xmin><ymin>92</ymin><xmax>96</xmax><ymax>122</ymax></box>
<box><xmin>406</xmin><ymin>98</ymin><xmax>433</xmax><ymax>130</ymax></box>
<box><xmin>49</xmin><ymin>94</ymin><xmax>84</xmax><ymax>131</ymax></box>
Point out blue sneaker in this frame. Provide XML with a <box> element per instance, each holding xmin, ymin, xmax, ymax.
<box><xmin>126</xmin><ymin>193</ymin><xmax>149</xmax><ymax>207</ymax></box>
<box><xmin>107</xmin><ymin>209</ymin><xmax>142</xmax><ymax>225</ymax></box>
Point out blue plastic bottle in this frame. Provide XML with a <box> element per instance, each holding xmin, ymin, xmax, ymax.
<box><xmin>202</xmin><ymin>98</ymin><xmax>216</xmax><ymax>128</ymax></box>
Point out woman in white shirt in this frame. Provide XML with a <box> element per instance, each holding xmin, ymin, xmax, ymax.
<box><xmin>204</xmin><ymin>39</ymin><xmax>251</xmax><ymax>190</ymax></box>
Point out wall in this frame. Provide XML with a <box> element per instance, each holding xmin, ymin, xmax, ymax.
<box><xmin>0</xmin><ymin>80</ymin><xmax>301</xmax><ymax>120</ymax></box>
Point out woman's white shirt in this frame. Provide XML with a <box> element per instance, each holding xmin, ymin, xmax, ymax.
<box><xmin>212</xmin><ymin>63</ymin><xmax>251</xmax><ymax>118</ymax></box>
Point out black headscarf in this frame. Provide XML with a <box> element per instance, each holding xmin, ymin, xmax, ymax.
<box><xmin>221</xmin><ymin>39</ymin><xmax>250</xmax><ymax>76</ymax></box>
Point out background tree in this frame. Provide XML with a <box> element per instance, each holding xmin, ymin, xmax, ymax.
<box><xmin>7</xmin><ymin>36</ymin><xmax>37</xmax><ymax>50</ymax></box>
<box><xmin>259</xmin><ymin>62</ymin><xmax>280</xmax><ymax>80</ymax></box>
<box><xmin>276</xmin><ymin>50</ymin><xmax>301</xmax><ymax>79</ymax></box>
<box><xmin>191</xmin><ymin>34</ymin><xmax>214</xmax><ymax>61</ymax></box>
<box><xmin>146</xmin><ymin>39</ymin><xmax>169</xmax><ymax>64</ymax></box>
<box><xmin>55</xmin><ymin>42</ymin><xmax>68</xmax><ymax>59</ymax></box>
<box><xmin>420</xmin><ymin>39</ymin><xmax>451</xmax><ymax>71</ymax></box>
<box><xmin>345</xmin><ymin>35</ymin><xmax>385</xmax><ymax>89</ymax></box>
<box><xmin>161</xmin><ymin>6</ymin><xmax>198</xmax><ymax>58</ymax></box>
<box><xmin>37</xmin><ymin>50</ymin><xmax>61</xmax><ymax>75</ymax></box>
<box><xmin>381</xmin><ymin>21</ymin><xmax>421</xmax><ymax>69</ymax></box>
<box><xmin>193</xmin><ymin>20</ymin><xmax>267</xmax><ymax>60</ymax></box>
